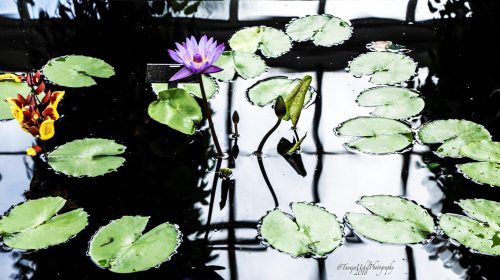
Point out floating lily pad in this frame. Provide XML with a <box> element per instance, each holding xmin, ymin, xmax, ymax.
<box><xmin>88</xmin><ymin>216</ymin><xmax>181</xmax><ymax>273</ymax></box>
<box><xmin>210</xmin><ymin>51</ymin><xmax>266</xmax><ymax>81</ymax></box>
<box><xmin>286</xmin><ymin>15</ymin><xmax>352</xmax><ymax>47</ymax></box>
<box><xmin>457</xmin><ymin>140</ymin><xmax>500</xmax><ymax>186</ymax></box>
<box><xmin>230</xmin><ymin>26</ymin><xmax>292</xmax><ymax>58</ymax></box>
<box><xmin>440</xmin><ymin>199</ymin><xmax>500</xmax><ymax>255</ymax></box>
<box><xmin>246</xmin><ymin>77</ymin><xmax>314</xmax><ymax>107</ymax></box>
<box><xmin>418</xmin><ymin>120</ymin><xmax>491</xmax><ymax>158</ymax></box>
<box><xmin>148</xmin><ymin>88</ymin><xmax>202</xmax><ymax>135</ymax></box>
<box><xmin>346</xmin><ymin>196</ymin><xmax>435</xmax><ymax>244</ymax></box>
<box><xmin>357</xmin><ymin>87</ymin><xmax>424</xmax><ymax>119</ymax></box>
<box><xmin>259</xmin><ymin>203</ymin><xmax>342</xmax><ymax>257</ymax></box>
<box><xmin>152</xmin><ymin>75</ymin><xmax>217</xmax><ymax>99</ymax></box>
<box><xmin>335</xmin><ymin>117</ymin><xmax>413</xmax><ymax>154</ymax></box>
<box><xmin>0</xmin><ymin>81</ymin><xmax>31</xmax><ymax>120</ymax></box>
<box><xmin>0</xmin><ymin>197</ymin><xmax>88</xmax><ymax>249</ymax></box>
<box><xmin>48</xmin><ymin>138</ymin><xmax>126</xmax><ymax>177</ymax></box>
<box><xmin>43</xmin><ymin>55</ymin><xmax>114</xmax><ymax>87</ymax></box>
<box><xmin>349</xmin><ymin>52</ymin><xmax>417</xmax><ymax>85</ymax></box>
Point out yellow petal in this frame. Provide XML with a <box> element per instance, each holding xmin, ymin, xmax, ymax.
<box><xmin>6</xmin><ymin>98</ymin><xmax>23</xmax><ymax>111</ymax></box>
<box><xmin>39</xmin><ymin>119</ymin><xmax>55</xmax><ymax>140</ymax></box>
<box><xmin>26</xmin><ymin>147</ymin><xmax>37</xmax><ymax>156</ymax></box>
<box><xmin>47</xmin><ymin>91</ymin><xmax>65</xmax><ymax>120</ymax></box>
<box><xmin>0</xmin><ymin>74</ymin><xmax>22</xmax><ymax>83</ymax></box>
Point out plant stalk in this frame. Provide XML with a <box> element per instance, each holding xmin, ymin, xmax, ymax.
<box><xmin>256</xmin><ymin>118</ymin><xmax>282</xmax><ymax>154</ymax></box>
<box><xmin>198</xmin><ymin>73</ymin><xmax>223</xmax><ymax>157</ymax></box>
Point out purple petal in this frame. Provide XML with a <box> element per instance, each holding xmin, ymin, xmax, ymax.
<box><xmin>185</xmin><ymin>39</ymin><xmax>196</xmax><ymax>57</ymax></box>
<box><xmin>168</xmin><ymin>50</ymin><xmax>184</xmax><ymax>64</ymax></box>
<box><xmin>202</xmin><ymin>65</ymin><xmax>224</xmax><ymax>74</ymax></box>
<box><xmin>189</xmin><ymin>61</ymin><xmax>202</xmax><ymax>73</ymax></box>
<box><xmin>175</xmin><ymin>43</ymin><xmax>190</xmax><ymax>60</ymax></box>
<box><xmin>169</xmin><ymin>67</ymin><xmax>195</xmax><ymax>81</ymax></box>
<box><xmin>190</xmin><ymin>36</ymin><xmax>199</xmax><ymax>50</ymax></box>
<box><xmin>199</xmin><ymin>35</ymin><xmax>207</xmax><ymax>57</ymax></box>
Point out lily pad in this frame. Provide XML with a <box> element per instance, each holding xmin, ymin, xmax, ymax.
<box><xmin>230</xmin><ymin>26</ymin><xmax>292</xmax><ymax>58</ymax></box>
<box><xmin>152</xmin><ymin>75</ymin><xmax>217</xmax><ymax>99</ymax></box>
<box><xmin>418</xmin><ymin>120</ymin><xmax>491</xmax><ymax>158</ymax></box>
<box><xmin>246</xmin><ymin>77</ymin><xmax>314</xmax><ymax>107</ymax></box>
<box><xmin>210</xmin><ymin>51</ymin><xmax>266</xmax><ymax>81</ymax></box>
<box><xmin>148</xmin><ymin>88</ymin><xmax>202</xmax><ymax>135</ymax></box>
<box><xmin>286</xmin><ymin>15</ymin><xmax>352</xmax><ymax>47</ymax></box>
<box><xmin>43</xmin><ymin>55</ymin><xmax>114</xmax><ymax>88</ymax></box>
<box><xmin>48</xmin><ymin>138</ymin><xmax>126</xmax><ymax>177</ymax></box>
<box><xmin>259</xmin><ymin>202</ymin><xmax>342</xmax><ymax>257</ymax></box>
<box><xmin>457</xmin><ymin>140</ymin><xmax>500</xmax><ymax>186</ymax></box>
<box><xmin>0</xmin><ymin>197</ymin><xmax>88</xmax><ymax>249</ymax></box>
<box><xmin>346</xmin><ymin>196</ymin><xmax>435</xmax><ymax>244</ymax></box>
<box><xmin>349</xmin><ymin>52</ymin><xmax>417</xmax><ymax>85</ymax></box>
<box><xmin>0</xmin><ymin>81</ymin><xmax>31</xmax><ymax>120</ymax></box>
<box><xmin>357</xmin><ymin>87</ymin><xmax>424</xmax><ymax>119</ymax></box>
<box><xmin>440</xmin><ymin>199</ymin><xmax>500</xmax><ymax>255</ymax></box>
<box><xmin>335</xmin><ymin>117</ymin><xmax>413</xmax><ymax>154</ymax></box>
<box><xmin>88</xmin><ymin>216</ymin><xmax>181</xmax><ymax>273</ymax></box>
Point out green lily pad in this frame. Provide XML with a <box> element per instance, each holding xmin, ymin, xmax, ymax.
<box><xmin>418</xmin><ymin>120</ymin><xmax>491</xmax><ymax>158</ymax></box>
<box><xmin>357</xmin><ymin>87</ymin><xmax>425</xmax><ymax>119</ymax></box>
<box><xmin>246</xmin><ymin>77</ymin><xmax>314</xmax><ymax>107</ymax></box>
<box><xmin>457</xmin><ymin>140</ymin><xmax>500</xmax><ymax>186</ymax></box>
<box><xmin>152</xmin><ymin>75</ymin><xmax>217</xmax><ymax>99</ymax></box>
<box><xmin>349</xmin><ymin>52</ymin><xmax>417</xmax><ymax>85</ymax></box>
<box><xmin>286</xmin><ymin>15</ymin><xmax>352</xmax><ymax>47</ymax></box>
<box><xmin>0</xmin><ymin>197</ymin><xmax>88</xmax><ymax>249</ymax></box>
<box><xmin>335</xmin><ymin>117</ymin><xmax>413</xmax><ymax>154</ymax></box>
<box><xmin>88</xmin><ymin>216</ymin><xmax>181</xmax><ymax>273</ymax></box>
<box><xmin>0</xmin><ymin>81</ymin><xmax>31</xmax><ymax>120</ymax></box>
<box><xmin>230</xmin><ymin>26</ymin><xmax>292</xmax><ymax>58</ymax></box>
<box><xmin>48</xmin><ymin>138</ymin><xmax>126</xmax><ymax>177</ymax></box>
<box><xmin>148</xmin><ymin>88</ymin><xmax>202</xmax><ymax>135</ymax></box>
<box><xmin>440</xmin><ymin>199</ymin><xmax>500</xmax><ymax>255</ymax></box>
<box><xmin>42</xmin><ymin>55</ymin><xmax>114</xmax><ymax>88</ymax></box>
<box><xmin>210</xmin><ymin>51</ymin><xmax>266</xmax><ymax>81</ymax></box>
<box><xmin>259</xmin><ymin>202</ymin><xmax>342</xmax><ymax>257</ymax></box>
<box><xmin>346</xmin><ymin>196</ymin><xmax>435</xmax><ymax>244</ymax></box>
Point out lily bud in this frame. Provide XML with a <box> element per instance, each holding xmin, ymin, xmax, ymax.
<box><xmin>232</xmin><ymin>110</ymin><xmax>239</xmax><ymax>124</ymax></box>
<box><xmin>274</xmin><ymin>96</ymin><xmax>286</xmax><ymax>119</ymax></box>
<box><xmin>35</xmin><ymin>82</ymin><xmax>45</xmax><ymax>94</ymax></box>
<box><xmin>26</xmin><ymin>145</ymin><xmax>42</xmax><ymax>156</ymax></box>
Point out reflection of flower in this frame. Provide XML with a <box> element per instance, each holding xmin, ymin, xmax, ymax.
<box><xmin>167</xmin><ymin>35</ymin><xmax>225</xmax><ymax>81</ymax></box>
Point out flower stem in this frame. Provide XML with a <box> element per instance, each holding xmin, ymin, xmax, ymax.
<box><xmin>256</xmin><ymin>118</ymin><xmax>282</xmax><ymax>155</ymax></box>
<box><xmin>198</xmin><ymin>73</ymin><xmax>223</xmax><ymax>157</ymax></box>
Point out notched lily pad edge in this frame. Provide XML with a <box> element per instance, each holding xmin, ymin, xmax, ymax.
<box><xmin>455</xmin><ymin>163</ymin><xmax>500</xmax><ymax>188</ymax></box>
<box><xmin>228</xmin><ymin>26</ymin><xmax>293</xmax><ymax>58</ymax></box>
<box><xmin>256</xmin><ymin>201</ymin><xmax>344</xmax><ymax>259</ymax></box>
<box><xmin>211</xmin><ymin>50</ymin><xmax>269</xmax><ymax>83</ymax></box>
<box><xmin>343</xmin><ymin>194</ymin><xmax>438</xmax><ymax>245</ymax></box>
<box><xmin>285</xmin><ymin>14</ymin><xmax>354</xmax><ymax>47</ymax></box>
<box><xmin>86</xmin><ymin>216</ymin><xmax>184</xmax><ymax>271</ymax></box>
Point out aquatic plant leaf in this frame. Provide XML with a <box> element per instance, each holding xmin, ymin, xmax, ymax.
<box><xmin>286</xmin><ymin>15</ymin><xmax>352</xmax><ymax>47</ymax></box>
<box><xmin>88</xmin><ymin>216</ymin><xmax>180</xmax><ymax>273</ymax></box>
<box><xmin>230</xmin><ymin>26</ymin><xmax>291</xmax><ymax>58</ymax></box>
<box><xmin>247</xmin><ymin>77</ymin><xmax>313</xmax><ymax>107</ymax></box>
<box><xmin>457</xmin><ymin>141</ymin><xmax>500</xmax><ymax>186</ymax></box>
<box><xmin>152</xmin><ymin>75</ymin><xmax>217</xmax><ymax>99</ymax></box>
<box><xmin>259</xmin><ymin>203</ymin><xmax>342</xmax><ymax>257</ymax></box>
<box><xmin>349</xmin><ymin>52</ymin><xmax>416</xmax><ymax>85</ymax></box>
<box><xmin>284</xmin><ymin>76</ymin><xmax>312</xmax><ymax>127</ymax></box>
<box><xmin>210</xmin><ymin>51</ymin><xmax>266</xmax><ymax>81</ymax></box>
<box><xmin>418</xmin><ymin>120</ymin><xmax>491</xmax><ymax>158</ymax></box>
<box><xmin>336</xmin><ymin>117</ymin><xmax>413</xmax><ymax>154</ymax></box>
<box><xmin>0</xmin><ymin>81</ymin><xmax>31</xmax><ymax>120</ymax></box>
<box><xmin>346</xmin><ymin>196</ymin><xmax>435</xmax><ymax>244</ymax></box>
<box><xmin>440</xmin><ymin>199</ymin><xmax>500</xmax><ymax>255</ymax></box>
<box><xmin>285</xmin><ymin>133</ymin><xmax>307</xmax><ymax>155</ymax></box>
<box><xmin>148</xmin><ymin>88</ymin><xmax>202</xmax><ymax>135</ymax></box>
<box><xmin>48</xmin><ymin>138</ymin><xmax>126</xmax><ymax>177</ymax></box>
<box><xmin>0</xmin><ymin>197</ymin><xmax>88</xmax><ymax>249</ymax></box>
<box><xmin>43</xmin><ymin>55</ymin><xmax>114</xmax><ymax>87</ymax></box>
<box><xmin>357</xmin><ymin>87</ymin><xmax>424</xmax><ymax>119</ymax></box>
<box><xmin>277</xmin><ymin>138</ymin><xmax>307</xmax><ymax>177</ymax></box>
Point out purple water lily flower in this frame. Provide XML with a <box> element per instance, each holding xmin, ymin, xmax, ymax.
<box><xmin>168</xmin><ymin>35</ymin><xmax>225</xmax><ymax>81</ymax></box>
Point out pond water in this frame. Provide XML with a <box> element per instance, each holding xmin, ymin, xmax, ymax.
<box><xmin>1</xmin><ymin>0</ymin><xmax>500</xmax><ymax>279</ymax></box>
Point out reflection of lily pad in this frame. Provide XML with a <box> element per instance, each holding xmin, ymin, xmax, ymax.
<box><xmin>349</xmin><ymin>52</ymin><xmax>416</xmax><ymax>85</ymax></box>
<box><xmin>286</xmin><ymin>15</ymin><xmax>352</xmax><ymax>47</ymax></box>
<box><xmin>440</xmin><ymin>199</ymin><xmax>500</xmax><ymax>255</ymax></box>
<box><xmin>0</xmin><ymin>81</ymin><xmax>31</xmax><ymax>120</ymax></box>
<box><xmin>259</xmin><ymin>203</ymin><xmax>342</xmax><ymax>258</ymax></box>
<box><xmin>43</xmin><ymin>55</ymin><xmax>114</xmax><ymax>88</ymax></box>
<box><xmin>346</xmin><ymin>196</ymin><xmax>435</xmax><ymax>244</ymax></box>
<box><xmin>357</xmin><ymin>87</ymin><xmax>424</xmax><ymax>119</ymax></box>
<box><xmin>148</xmin><ymin>88</ymin><xmax>202</xmax><ymax>135</ymax></box>
<box><xmin>210</xmin><ymin>51</ymin><xmax>266</xmax><ymax>81</ymax></box>
<box><xmin>246</xmin><ymin>77</ymin><xmax>314</xmax><ymax>107</ymax></box>
<box><xmin>88</xmin><ymin>216</ymin><xmax>181</xmax><ymax>273</ymax></box>
<box><xmin>230</xmin><ymin>26</ymin><xmax>291</xmax><ymax>58</ymax></box>
<box><xmin>335</xmin><ymin>117</ymin><xmax>413</xmax><ymax>154</ymax></box>
<box><xmin>457</xmin><ymin>140</ymin><xmax>500</xmax><ymax>186</ymax></box>
<box><xmin>0</xmin><ymin>197</ymin><xmax>88</xmax><ymax>249</ymax></box>
<box><xmin>418</xmin><ymin>119</ymin><xmax>491</xmax><ymax>158</ymax></box>
<box><xmin>48</xmin><ymin>138</ymin><xmax>126</xmax><ymax>177</ymax></box>
<box><xmin>277</xmin><ymin>138</ymin><xmax>307</xmax><ymax>177</ymax></box>
<box><xmin>152</xmin><ymin>75</ymin><xmax>217</xmax><ymax>99</ymax></box>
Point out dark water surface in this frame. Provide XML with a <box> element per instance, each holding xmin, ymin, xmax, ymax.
<box><xmin>1</xmin><ymin>0</ymin><xmax>500</xmax><ymax>279</ymax></box>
